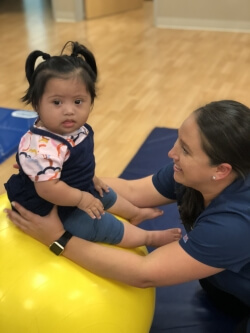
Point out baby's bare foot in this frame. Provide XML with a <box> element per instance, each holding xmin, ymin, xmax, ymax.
<box><xmin>148</xmin><ymin>228</ymin><xmax>182</xmax><ymax>247</ymax></box>
<box><xmin>130</xmin><ymin>208</ymin><xmax>164</xmax><ymax>225</ymax></box>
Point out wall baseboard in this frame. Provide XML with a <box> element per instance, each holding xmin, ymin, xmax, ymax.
<box><xmin>154</xmin><ymin>17</ymin><xmax>250</xmax><ymax>33</ymax></box>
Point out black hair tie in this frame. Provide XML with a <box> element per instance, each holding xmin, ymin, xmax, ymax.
<box><xmin>42</xmin><ymin>53</ymin><xmax>51</xmax><ymax>60</ymax></box>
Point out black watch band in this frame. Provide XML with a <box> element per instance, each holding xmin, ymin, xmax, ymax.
<box><xmin>49</xmin><ymin>231</ymin><xmax>73</xmax><ymax>256</ymax></box>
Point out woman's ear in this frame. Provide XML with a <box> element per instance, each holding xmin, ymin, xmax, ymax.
<box><xmin>215</xmin><ymin>163</ymin><xmax>233</xmax><ymax>180</ymax></box>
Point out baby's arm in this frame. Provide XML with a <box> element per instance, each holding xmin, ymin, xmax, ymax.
<box><xmin>93</xmin><ymin>175</ymin><xmax>109</xmax><ymax>197</ymax></box>
<box><xmin>35</xmin><ymin>180</ymin><xmax>104</xmax><ymax>219</ymax></box>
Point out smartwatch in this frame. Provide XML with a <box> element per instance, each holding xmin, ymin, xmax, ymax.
<box><xmin>49</xmin><ymin>231</ymin><xmax>73</xmax><ymax>256</ymax></box>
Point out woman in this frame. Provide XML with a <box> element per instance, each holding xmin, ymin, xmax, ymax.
<box><xmin>6</xmin><ymin>100</ymin><xmax>250</xmax><ymax>331</ymax></box>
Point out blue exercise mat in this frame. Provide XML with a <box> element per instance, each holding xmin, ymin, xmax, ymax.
<box><xmin>0</xmin><ymin>107</ymin><xmax>37</xmax><ymax>164</ymax></box>
<box><xmin>120</xmin><ymin>127</ymin><xmax>244</xmax><ymax>333</ymax></box>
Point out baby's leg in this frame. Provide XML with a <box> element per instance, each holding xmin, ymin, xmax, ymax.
<box><xmin>63</xmin><ymin>208</ymin><xmax>124</xmax><ymax>244</ymax></box>
<box><xmin>118</xmin><ymin>222</ymin><xmax>182</xmax><ymax>248</ymax></box>
<box><xmin>107</xmin><ymin>192</ymin><xmax>164</xmax><ymax>225</ymax></box>
<box><xmin>63</xmin><ymin>206</ymin><xmax>180</xmax><ymax>248</ymax></box>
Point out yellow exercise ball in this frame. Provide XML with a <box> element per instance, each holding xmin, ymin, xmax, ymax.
<box><xmin>0</xmin><ymin>193</ymin><xmax>155</xmax><ymax>333</ymax></box>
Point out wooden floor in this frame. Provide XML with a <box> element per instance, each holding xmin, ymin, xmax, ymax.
<box><xmin>1</xmin><ymin>0</ymin><xmax>250</xmax><ymax>194</ymax></box>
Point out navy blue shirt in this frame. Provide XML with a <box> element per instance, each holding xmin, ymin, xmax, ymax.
<box><xmin>5</xmin><ymin>123</ymin><xmax>95</xmax><ymax>221</ymax></box>
<box><xmin>152</xmin><ymin>163</ymin><xmax>250</xmax><ymax>306</ymax></box>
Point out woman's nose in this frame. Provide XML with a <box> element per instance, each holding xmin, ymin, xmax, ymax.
<box><xmin>168</xmin><ymin>147</ymin><xmax>174</xmax><ymax>159</ymax></box>
<box><xmin>168</xmin><ymin>142</ymin><xmax>178</xmax><ymax>160</ymax></box>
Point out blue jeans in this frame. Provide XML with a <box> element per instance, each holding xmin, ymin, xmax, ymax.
<box><xmin>63</xmin><ymin>188</ymin><xmax>124</xmax><ymax>244</ymax></box>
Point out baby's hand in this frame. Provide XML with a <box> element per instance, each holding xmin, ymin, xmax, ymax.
<box><xmin>93</xmin><ymin>176</ymin><xmax>109</xmax><ymax>197</ymax></box>
<box><xmin>78</xmin><ymin>192</ymin><xmax>104</xmax><ymax>219</ymax></box>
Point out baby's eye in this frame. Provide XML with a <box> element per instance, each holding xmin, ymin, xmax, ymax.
<box><xmin>75</xmin><ymin>99</ymin><xmax>82</xmax><ymax>105</ymax></box>
<box><xmin>53</xmin><ymin>100</ymin><xmax>61</xmax><ymax>105</ymax></box>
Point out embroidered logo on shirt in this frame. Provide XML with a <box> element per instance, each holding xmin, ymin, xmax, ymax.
<box><xmin>183</xmin><ymin>234</ymin><xmax>189</xmax><ymax>243</ymax></box>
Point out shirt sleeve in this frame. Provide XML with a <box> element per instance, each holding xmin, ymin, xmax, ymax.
<box><xmin>19</xmin><ymin>133</ymin><xmax>69</xmax><ymax>182</ymax></box>
<box><xmin>152</xmin><ymin>162</ymin><xmax>177</xmax><ymax>200</ymax></box>
<box><xmin>179</xmin><ymin>212</ymin><xmax>250</xmax><ymax>272</ymax></box>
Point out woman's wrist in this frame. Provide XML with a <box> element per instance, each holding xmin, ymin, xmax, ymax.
<box><xmin>49</xmin><ymin>230</ymin><xmax>72</xmax><ymax>256</ymax></box>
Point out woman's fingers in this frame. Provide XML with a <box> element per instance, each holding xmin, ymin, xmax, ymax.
<box><xmin>11</xmin><ymin>202</ymin><xmax>34</xmax><ymax>224</ymax></box>
<box><xmin>5</xmin><ymin>202</ymin><xmax>65</xmax><ymax>246</ymax></box>
<box><xmin>5</xmin><ymin>206</ymin><xmax>28</xmax><ymax>230</ymax></box>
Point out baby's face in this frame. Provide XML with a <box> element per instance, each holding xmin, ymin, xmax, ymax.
<box><xmin>37</xmin><ymin>77</ymin><xmax>92</xmax><ymax>135</ymax></box>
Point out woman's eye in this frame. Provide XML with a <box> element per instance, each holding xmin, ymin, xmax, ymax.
<box><xmin>182</xmin><ymin>146</ymin><xmax>188</xmax><ymax>154</ymax></box>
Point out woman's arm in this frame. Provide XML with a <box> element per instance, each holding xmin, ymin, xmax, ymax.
<box><xmin>102</xmin><ymin>176</ymin><xmax>175</xmax><ymax>208</ymax></box>
<box><xmin>6</xmin><ymin>202</ymin><xmax>223</xmax><ymax>288</ymax></box>
<box><xmin>65</xmin><ymin>237</ymin><xmax>223</xmax><ymax>287</ymax></box>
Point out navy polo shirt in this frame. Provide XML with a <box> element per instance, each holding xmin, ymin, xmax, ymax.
<box><xmin>152</xmin><ymin>163</ymin><xmax>250</xmax><ymax>306</ymax></box>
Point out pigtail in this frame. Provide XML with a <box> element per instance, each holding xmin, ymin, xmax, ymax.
<box><xmin>61</xmin><ymin>41</ymin><xmax>97</xmax><ymax>81</ymax></box>
<box><xmin>73</xmin><ymin>42</ymin><xmax>97</xmax><ymax>78</ymax></box>
<box><xmin>22</xmin><ymin>50</ymin><xmax>50</xmax><ymax>105</ymax></box>
<box><xmin>25</xmin><ymin>51</ymin><xmax>50</xmax><ymax>84</ymax></box>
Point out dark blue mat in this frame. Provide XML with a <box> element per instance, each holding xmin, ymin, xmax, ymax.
<box><xmin>120</xmin><ymin>127</ymin><xmax>242</xmax><ymax>333</ymax></box>
<box><xmin>0</xmin><ymin>107</ymin><xmax>37</xmax><ymax>164</ymax></box>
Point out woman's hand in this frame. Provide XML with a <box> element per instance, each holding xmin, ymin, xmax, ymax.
<box><xmin>4</xmin><ymin>202</ymin><xmax>65</xmax><ymax>246</ymax></box>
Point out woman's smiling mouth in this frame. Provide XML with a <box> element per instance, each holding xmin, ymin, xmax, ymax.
<box><xmin>173</xmin><ymin>164</ymin><xmax>182</xmax><ymax>172</ymax></box>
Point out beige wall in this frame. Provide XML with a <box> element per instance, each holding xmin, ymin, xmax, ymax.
<box><xmin>154</xmin><ymin>0</ymin><xmax>250</xmax><ymax>31</ymax></box>
<box><xmin>85</xmin><ymin>0</ymin><xmax>143</xmax><ymax>19</ymax></box>
<box><xmin>51</xmin><ymin>0</ymin><xmax>84</xmax><ymax>22</ymax></box>
<box><xmin>51</xmin><ymin>0</ymin><xmax>143</xmax><ymax>22</ymax></box>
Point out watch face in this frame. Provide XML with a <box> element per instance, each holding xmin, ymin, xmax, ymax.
<box><xmin>50</xmin><ymin>242</ymin><xmax>64</xmax><ymax>256</ymax></box>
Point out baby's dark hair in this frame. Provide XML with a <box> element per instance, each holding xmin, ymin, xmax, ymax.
<box><xmin>22</xmin><ymin>41</ymin><xmax>98</xmax><ymax>109</ymax></box>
